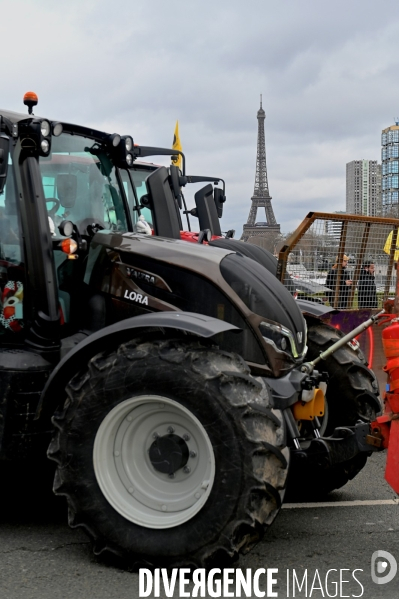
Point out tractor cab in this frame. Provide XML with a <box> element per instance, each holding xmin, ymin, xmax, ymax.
<box><xmin>0</xmin><ymin>97</ymin><xmax>139</xmax><ymax>350</ymax></box>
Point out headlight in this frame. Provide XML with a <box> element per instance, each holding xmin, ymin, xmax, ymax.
<box><xmin>125</xmin><ymin>136</ymin><xmax>133</xmax><ymax>152</ymax></box>
<box><xmin>52</xmin><ymin>122</ymin><xmax>63</xmax><ymax>137</ymax></box>
<box><xmin>40</xmin><ymin>120</ymin><xmax>51</xmax><ymax>137</ymax></box>
<box><xmin>41</xmin><ymin>139</ymin><xmax>50</xmax><ymax>154</ymax></box>
<box><xmin>108</xmin><ymin>135</ymin><xmax>136</xmax><ymax>168</ymax></box>
<box><xmin>108</xmin><ymin>133</ymin><xmax>121</xmax><ymax>148</ymax></box>
<box><xmin>21</xmin><ymin>118</ymin><xmax>53</xmax><ymax>157</ymax></box>
<box><xmin>259</xmin><ymin>321</ymin><xmax>307</xmax><ymax>359</ymax></box>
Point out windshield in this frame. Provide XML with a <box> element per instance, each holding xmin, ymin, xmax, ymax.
<box><xmin>39</xmin><ymin>133</ymin><xmax>128</xmax><ymax>235</ymax></box>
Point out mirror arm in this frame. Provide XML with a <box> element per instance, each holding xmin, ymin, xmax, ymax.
<box><xmin>186</xmin><ymin>176</ymin><xmax>225</xmax><ymax>194</ymax></box>
<box><xmin>133</xmin><ymin>146</ymin><xmax>186</xmax><ymax>176</ymax></box>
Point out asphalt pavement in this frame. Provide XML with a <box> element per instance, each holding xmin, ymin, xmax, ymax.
<box><xmin>0</xmin><ymin>453</ymin><xmax>398</xmax><ymax>599</ymax></box>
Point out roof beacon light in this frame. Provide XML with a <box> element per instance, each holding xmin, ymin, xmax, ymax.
<box><xmin>23</xmin><ymin>91</ymin><xmax>38</xmax><ymax>115</ymax></box>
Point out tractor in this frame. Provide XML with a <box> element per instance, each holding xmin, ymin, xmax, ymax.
<box><xmin>0</xmin><ymin>95</ymin><xmax>382</xmax><ymax>569</ymax></box>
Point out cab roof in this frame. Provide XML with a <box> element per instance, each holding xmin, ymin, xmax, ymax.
<box><xmin>0</xmin><ymin>108</ymin><xmax>114</xmax><ymax>144</ymax></box>
<box><xmin>0</xmin><ymin>108</ymin><xmax>34</xmax><ymax>123</ymax></box>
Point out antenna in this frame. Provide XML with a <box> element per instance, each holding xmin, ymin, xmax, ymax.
<box><xmin>260</xmin><ymin>94</ymin><xmax>262</xmax><ymax>109</ymax></box>
<box><xmin>395</xmin><ymin>116</ymin><xmax>399</xmax><ymax>126</ymax></box>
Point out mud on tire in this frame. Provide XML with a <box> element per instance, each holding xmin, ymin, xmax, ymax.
<box><xmin>287</xmin><ymin>321</ymin><xmax>382</xmax><ymax>499</ymax></box>
<box><xmin>48</xmin><ymin>336</ymin><xmax>289</xmax><ymax>569</ymax></box>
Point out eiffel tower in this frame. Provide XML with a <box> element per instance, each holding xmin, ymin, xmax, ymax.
<box><xmin>241</xmin><ymin>97</ymin><xmax>280</xmax><ymax>245</ymax></box>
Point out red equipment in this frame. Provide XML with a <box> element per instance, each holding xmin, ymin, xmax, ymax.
<box><xmin>371</xmin><ymin>313</ymin><xmax>399</xmax><ymax>493</ymax></box>
<box><xmin>180</xmin><ymin>231</ymin><xmax>221</xmax><ymax>244</ymax></box>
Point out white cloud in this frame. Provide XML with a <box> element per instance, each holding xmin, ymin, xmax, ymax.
<box><xmin>2</xmin><ymin>0</ymin><xmax>399</xmax><ymax>236</ymax></box>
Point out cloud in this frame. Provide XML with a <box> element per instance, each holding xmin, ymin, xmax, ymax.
<box><xmin>2</xmin><ymin>0</ymin><xmax>399</xmax><ymax>237</ymax></box>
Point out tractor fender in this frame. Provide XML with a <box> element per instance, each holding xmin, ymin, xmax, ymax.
<box><xmin>296</xmin><ymin>298</ymin><xmax>336</xmax><ymax>318</ymax></box>
<box><xmin>36</xmin><ymin>311</ymin><xmax>239</xmax><ymax>421</ymax></box>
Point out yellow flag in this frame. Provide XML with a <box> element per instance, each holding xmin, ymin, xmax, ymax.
<box><xmin>384</xmin><ymin>230</ymin><xmax>399</xmax><ymax>261</ymax></box>
<box><xmin>171</xmin><ymin>120</ymin><xmax>182</xmax><ymax>170</ymax></box>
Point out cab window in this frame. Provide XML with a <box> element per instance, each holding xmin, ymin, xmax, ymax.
<box><xmin>39</xmin><ymin>134</ymin><xmax>128</xmax><ymax>236</ymax></box>
<box><xmin>127</xmin><ymin>167</ymin><xmax>154</xmax><ymax>227</ymax></box>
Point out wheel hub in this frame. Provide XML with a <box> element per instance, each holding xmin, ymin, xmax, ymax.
<box><xmin>149</xmin><ymin>434</ymin><xmax>189</xmax><ymax>475</ymax></box>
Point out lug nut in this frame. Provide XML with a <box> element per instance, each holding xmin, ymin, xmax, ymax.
<box><xmin>183</xmin><ymin>466</ymin><xmax>191</xmax><ymax>474</ymax></box>
<box><xmin>152</xmin><ymin>432</ymin><xmax>159</xmax><ymax>439</ymax></box>
<box><xmin>183</xmin><ymin>434</ymin><xmax>190</xmax><ymax>441</ymax></box>
<box><xmin>167</xmin><ymin>426</ymin><xmax>174</xmax><ymax>434</ymax></box>
<box><xmin>190</xmin><ymin>450</ymin><xmax>197</xmax><ymax>458</ymax></box>
<box><xmin>168</xmin><ymin>473</ymin><xmax>175</xmax><ymax>479</ymax></box>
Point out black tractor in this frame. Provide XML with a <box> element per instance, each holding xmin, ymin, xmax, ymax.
<box><xmin>0</xmin><ymin>99</ymin><xmax>380</xmax><ymax>569</ymax></box>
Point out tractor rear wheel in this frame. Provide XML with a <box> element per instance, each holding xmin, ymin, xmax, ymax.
<box><xmin>48</xmin><ymin>336</ymin><xmax>289</xmax><ymax>569</ymax></box>
<box><xmin>287</xmin><ymin>321</ymin><xmax>382</xmax><ymax>499</ymax></box>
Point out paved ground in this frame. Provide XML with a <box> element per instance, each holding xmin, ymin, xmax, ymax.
<box><xmin>0</xmin><ymin>453</ymin><xmax>398</xmax><ymax>599</ymax></box>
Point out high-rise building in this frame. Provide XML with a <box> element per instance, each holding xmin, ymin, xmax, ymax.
<box><xmin>381</xmin><ymin>119</ymin><xmax>399</xmax><ymax>215</ymax></box>
<box><xmin>325</xmin><ymin>212</ymin><xmax>345</xmax><ymax>240</ymax></box>
<box><xmin>241</xmin><ymin>97</ymin><xmax>280</xmax><ymax>247</ymax></box>
<box><xmin>346</xmin><ymin>160</ymin><xmax>381</xmax><ymax>216</ymax></box>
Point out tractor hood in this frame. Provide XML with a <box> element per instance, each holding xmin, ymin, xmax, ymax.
<box><xmin>85</xmin><ymin>231</ymin><xmax>307</xmax><ymax>376</ymax></box>
<box><xmin>220</xmin><ymin>253</ymin><xmax>307</xmax><ymax>360</ymax></box>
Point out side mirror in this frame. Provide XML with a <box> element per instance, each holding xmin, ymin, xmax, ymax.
<box><xmin>169</xmin><ymin>165</ymin><xmax>183</xmax><ymax>209</ymax></box>
<box><xmin>0</xmin><ymin>134</ymin><xmax>10</xmax><ymax>195</ymax></box>
<box><xmin>194</xmin><ymin>184</ymin><xmax>222</xmax><ymax>237</ymax></box>
<box><xmin>145</xmin><ymin>167</ymin><xmax>181</xmax><ymax>239</ymax></box>
<box><xmin>214</xmin><ymin>187</ymin><xmax>226</xmax><ymax>218</ymax></box>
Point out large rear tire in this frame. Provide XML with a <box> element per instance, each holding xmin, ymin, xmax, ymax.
<box><xmin>48</xmin><ymin>337</ymin><xmax>289</xmax><ymax>568</ymax></box>
<box><xmin>287</xmin><ymin>321</ymin><xmax>382</xmax><ymax>499</ymax></box>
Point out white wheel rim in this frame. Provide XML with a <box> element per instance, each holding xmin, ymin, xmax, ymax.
<box><xmin>93</xmin><ymin>395</ymin><xmax>215</xmax><ymax>529</ymax></box>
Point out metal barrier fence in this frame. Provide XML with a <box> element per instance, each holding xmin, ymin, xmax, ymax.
<box><xmin>276</xmin><ymin>212</ymin><xmax>399</xmax><ymax>393</ymax></box>
<box><xmin>277</xmin><ymin>212</ymin><xmax>399</xmax><ymax>310</ymax></box>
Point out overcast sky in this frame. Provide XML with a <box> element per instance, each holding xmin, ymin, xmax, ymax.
<box><xmin>2</xmin><ymin>0</ymin><xmax>399</xmax><ymax>236</ymax></box>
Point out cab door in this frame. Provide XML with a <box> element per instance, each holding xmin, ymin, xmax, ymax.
<box><xmin>37</xmin><ymin>133</ymin><xmax>131</xmax><ymax>331</ymax></box>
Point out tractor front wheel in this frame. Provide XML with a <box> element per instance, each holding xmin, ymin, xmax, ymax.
<box><xmin>48</xmin><ymin>336</ymin><xmax>289</xmax><ymax>569</ymax></box>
